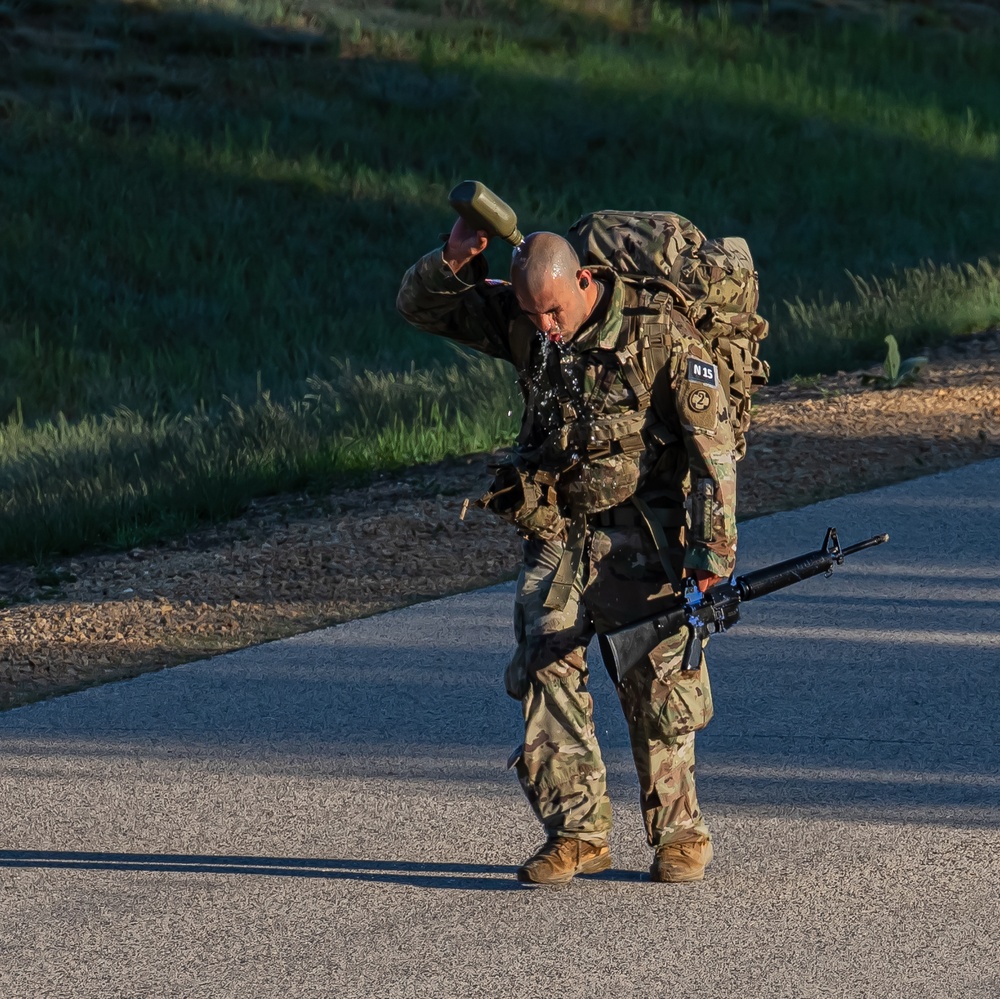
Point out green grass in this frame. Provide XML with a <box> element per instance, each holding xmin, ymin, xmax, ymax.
<box><xmin>0</xmin><ymin>0</ymin><xmax>999</xmax><ymax>560</ymax></box>
<box><xmin>782</xmin><ymin>258</ymin><xmax>1000</xmax><ymax>373</ymax></box>
<box><xmin>0</xmin><ymin>352</ymin><xmax>519</xmax><ymax>559</ymax></box>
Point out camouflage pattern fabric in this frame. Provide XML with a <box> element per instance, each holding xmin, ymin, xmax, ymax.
<box><xmin>567</xmin><ymin>209</ymin><xmax>761</xmax><ymax>319</ymax></box>
<box><xmin>397</xmin><ymin>241</ymin><xmax>742</xmax><ymax>846</ymax></box>
<box><xmin>566</xmin><ymin>211</ymin><xmax>705</xmax><ymax>298</ymax></box>
<box><xmin>507</xmin><ymin>526</ymin><xmax>712</xmax><ymax>846</ymax></box>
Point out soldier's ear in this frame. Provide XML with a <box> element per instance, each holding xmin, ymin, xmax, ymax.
<box><xmin>578</xmin><ymin>269</ymin><xmax>592</xmax><ymax>290</ymax></box>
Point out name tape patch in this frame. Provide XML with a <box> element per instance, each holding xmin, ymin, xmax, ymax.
<box><xmin>687</xmin><ymin>358</ymin><xmax>718</xmax><ymax>387</ymax></box>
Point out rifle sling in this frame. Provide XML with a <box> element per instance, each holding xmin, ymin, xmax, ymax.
<box><xmin>544</xmin><ymin>499</ymin><xmax>685</xmax><ymax>610</ymax></box>
<box><xmin>630</xmin><ymin>494</ymin><xmax>683</xmax><ymax>592</ymax></box>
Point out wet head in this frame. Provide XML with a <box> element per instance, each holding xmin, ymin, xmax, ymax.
<box><xmin>510</xmin><ymin>232</ymin><xmax>600</xmax><ymax>343</ymax></box>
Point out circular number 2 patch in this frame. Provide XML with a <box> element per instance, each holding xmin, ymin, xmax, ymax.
<box><xmin>689</xmin><ymin>389</ymin><xmax>712</xmax><ymax>413</ymax></box>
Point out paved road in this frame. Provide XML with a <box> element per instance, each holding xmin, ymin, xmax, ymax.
<box><xmin>1</xmin><ymin>461</ymin><xmax>998</xmax><ymax>999</ymax></box>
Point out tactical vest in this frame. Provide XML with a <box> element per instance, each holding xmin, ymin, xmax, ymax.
<box><xmin>478</xmin><ymin>279</ymin><xmax>687</xmax><ymax>538</ymax></box>
<box><xmin>541</xmin><ymin>274</ymin><xmax>681</xmax><ymax>518</ymax></box>
<box><xmin>479</xmin><ymin>213</ymin><xmax>768</xmax><ymax>612</ymax></box>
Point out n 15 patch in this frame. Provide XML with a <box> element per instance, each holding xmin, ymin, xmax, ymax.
<box><xmin>687</xmin><ymin>358</ymin><xmax>718</xmax><ymax>386</ymax></box>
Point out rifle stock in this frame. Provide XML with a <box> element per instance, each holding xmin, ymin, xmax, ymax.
<box><xmin>597</xmin><ymin>606</ymin><xmax>686</xmax><ymax>686</ymax></box>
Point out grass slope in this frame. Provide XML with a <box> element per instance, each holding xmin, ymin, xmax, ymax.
<box><xmin>0</xmin><ymin>0</ymin><xmax>998</xmax><ymax>559</ymax></box>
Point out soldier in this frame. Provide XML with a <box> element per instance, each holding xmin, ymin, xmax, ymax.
<box><xmin>397</xmin><ymin>213</ymin><xmax>742</xmax><ymax>886</ymax></box>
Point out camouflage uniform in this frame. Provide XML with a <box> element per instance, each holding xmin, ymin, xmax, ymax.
<box><xmin>397</xmin><ymin>245</ymin><xmax>738</xmax><ymax>849</ymax></box>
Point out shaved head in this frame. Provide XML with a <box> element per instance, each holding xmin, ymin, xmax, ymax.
<box><xmin>510</xmin><ymin>232</ymin><xmax>581</xmax><ymax>298</ymax></box>
<box><xmin>509</xmin><ymin>232</ymin><xmax>598</xmax><ymax>342</ymax></box>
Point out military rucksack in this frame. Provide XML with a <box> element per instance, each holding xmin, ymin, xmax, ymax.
<box><xmin>567</xmin><ymin>210</ymin><xmax>770</xmax><ymax>459</ymax></box>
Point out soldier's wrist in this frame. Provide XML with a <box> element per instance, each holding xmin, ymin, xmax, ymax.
<box><xmin>422</xmin><ymin>247</ymin><xmax>478</xmax><ymax>290</ymax></box>
<box><xmin>436</xmin><ymin>245</ymin><xmax>486</xmax><ymax>286</ymax></box>
<box><xmin>684</xmin><ymin>549</ymin><xmax>735</xmax><ymax>578</ymax></box>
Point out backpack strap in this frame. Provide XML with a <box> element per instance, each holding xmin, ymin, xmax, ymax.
<box><xmin>612</xmin><ymin>281</ymin><xmax>674</xmax><ymax>409</ymax></box>
<box><xmin>543</xmin><ymin>339</ymin><xmax>581</xmax><ymax>425</ymax></box>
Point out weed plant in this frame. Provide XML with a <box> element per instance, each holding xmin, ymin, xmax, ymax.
<box><xmin>859</xmin><ymin>334</ymin><xmax>928</xmax><ymax>389</ymax></box>
<box><xmin>0</xmin><ymin>0</ymin><xmax>998</xmax><ymax>558</ymax></box>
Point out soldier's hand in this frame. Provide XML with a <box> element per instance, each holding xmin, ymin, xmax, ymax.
<box><xmin>690</xmin><ymin>569</ymin><xmax>724</xmax><ymax>594</ymax></box>
<box><xmin>443</xmin><ymin>216</ymin><xmax>488</xmax><ymax>274</ymax></box>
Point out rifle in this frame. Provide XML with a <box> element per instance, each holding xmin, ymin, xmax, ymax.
<box><xmin>598</xmin><ymin>528</ymin><xmax>889</xmax><ymax>684</ymax></box>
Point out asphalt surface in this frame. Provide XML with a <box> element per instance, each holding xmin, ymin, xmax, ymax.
<box><xmin>1</xmin><ymin>460</ymin><xmax>998</xmax><ymax>999</ymax></box>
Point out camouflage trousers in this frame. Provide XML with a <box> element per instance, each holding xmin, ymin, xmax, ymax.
<box><xmin>505</xmin><ymin>522</ymin><xmax>713</xmax><ymax>848</ymax></box>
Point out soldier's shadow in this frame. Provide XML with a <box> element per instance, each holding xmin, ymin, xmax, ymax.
<box><xmin>0</xmin><ymin>850</ymin><xmax>645</xmax><ymax>891</ymax></box>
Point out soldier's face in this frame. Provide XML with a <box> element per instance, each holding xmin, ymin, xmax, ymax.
<box><xmin>514</xmin><ymin>274</ymin><xmax>590</xmax><ymax>343</ymax></box>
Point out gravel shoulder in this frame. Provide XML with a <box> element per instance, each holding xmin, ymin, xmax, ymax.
<box><xmin>1</xmin><ymin>331</ymin><xmax>998</xmax><ymax>711</ymax></box>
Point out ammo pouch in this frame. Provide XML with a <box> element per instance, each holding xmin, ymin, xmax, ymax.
<box><xmin>476</xmin><ymin>462</ymin><xmax>568</xmax><ymax>541</ymax></box>
<box><xmin>560</xmin><ymin>410</ymin><xmax>673</xmax><ymax>519</ymax></box>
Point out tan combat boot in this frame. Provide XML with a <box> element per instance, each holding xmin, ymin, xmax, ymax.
<box><xmin>650</xmin><ymin>840</ymin><xmax>713</xmax><ymax>883</ymax></box>
<box><xmin>517</xmin><ymin>837</ymin><xmax>612</xmax><ymax>885</ymax></box>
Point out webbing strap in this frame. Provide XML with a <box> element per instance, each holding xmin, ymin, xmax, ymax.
<box><xmin>620</xmin><ymin>353</ymin><xmax>650</xmax><ymax>409</ymax></box>
<box><xmin>642</xmin><ymin>325</ymin><xmax>669</xmax><ymax>386</ymax></box>
<box><xmin>543</xmin><ymin>515</ymin><xmax>588</xmax><ymax>611</ymax></box>
<box><xmin>614</xmin><ymin>431</ymin><xmax>646</xmax><ymax>455</ymax></box>
<box><xmin>715</xmin><ymin>354</ymin><xmax>735</xmax><ymax>414</ymax></box>
<box><xmin>630</xmin><ymin>494</ymin><xmax>682</xmax><ymax>591</ymax></box>
<box><xmin>545</xmin><ymin>341</ymin><xmax>580</xmax><ymax>421</ymax></box>
<box><xmin>614</xmin><ymin>288</ymin><xmax>673</xmax><ymax>411</ymax></box>
<box><xmin>586</xmin><ymin>363</ymin><xmax>619</xmax><ymax>412</ymax></box>
<box><xmin>726</xmin><ymin>342</ymin><xmax>744</xmax><ymax>414</ymax></box>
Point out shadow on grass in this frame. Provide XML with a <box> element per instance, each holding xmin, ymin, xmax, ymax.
<box><xmin>0</xmin><ymin>0</ymin><xmax>999</xmax><ymax>418</ymax></box>
<box><xmin>0</xmin><ymin>1</ymin><xmax>999</xmax><ymax>574</ymax></box>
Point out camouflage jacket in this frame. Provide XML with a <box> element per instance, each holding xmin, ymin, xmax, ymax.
<box><xmin>396</xmin><ymin>247</ymin><xmax>738</xmax><ymax>577</ymax></box>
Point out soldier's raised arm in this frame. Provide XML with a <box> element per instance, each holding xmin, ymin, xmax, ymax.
<box><xmin>396</xmin><ymin>217</ymin><xmax>515</xmax><ymax>362</ymax></box>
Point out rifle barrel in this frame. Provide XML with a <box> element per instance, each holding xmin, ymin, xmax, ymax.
<box><xmin>736</xmin><ymin>551</ymin><xmax>834</xmax><ymax>601</ymax></box>
<box><xmin>840</xmin><ymin>533</ymin><xmax>890</xmax><ymax>557</ymax></box>
<box><xmin>736</xmin><ymin>532</ymin><xmax>889</xmax><ymax>601</ymax></box>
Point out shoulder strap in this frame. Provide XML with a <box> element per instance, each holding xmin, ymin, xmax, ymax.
<box><xmin>612</xmin><ymin>281</ymin><xmax>676</xmax><ymax>408</ymax></box>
